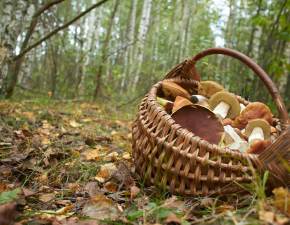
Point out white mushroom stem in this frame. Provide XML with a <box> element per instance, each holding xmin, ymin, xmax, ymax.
<box><xmin>224</xmin><ymin>125</ymin><xmax>248</xmax><ymax>152</ymax></box>
<box><xmin>213</xmin><ymin>101</ymin><xmax>230</xmax><ymax>119</ymax></box>
<box><xmin>240</xmin><ymin>103</ymin><xmax>246</xmax><ymax>112</ymax></box>
<box><xmin>248</xmin><ymin>127</ymin><xmax>264</xmax><ymax>144</ymax></box>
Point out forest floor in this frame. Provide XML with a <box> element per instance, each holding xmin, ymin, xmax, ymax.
<box><xmin>0</xmin><ymin>100</ymin><xmax>289</xmax><ymax>225</ymax></box>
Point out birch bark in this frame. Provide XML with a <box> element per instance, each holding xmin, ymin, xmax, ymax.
<box><xmin>132</xmin><ymin>0</ymin><xmax>152</xmax><ymax>90</ymax></box>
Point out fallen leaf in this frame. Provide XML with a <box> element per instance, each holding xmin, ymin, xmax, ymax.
<box><xmin>81</xmin><ymin>149</ymin><xmax>100</xmax><ymax>161</ymax></box>
<box><xmin>39</xmin><ymin>193</ymin><xmax>55</xmax><ymax>203</ymax></box>
<box><xmin>130</xmin><ymin>186</ymin><xmax>140</xmax><ymax>199</ymax></box>
<box><xmin>104</xmin><ymin>152</ymin><xmax>118</xmax><ymax>162</ymax></box>
<box><xmin>259</xmin><ymin>210</ymin><xmax>275</xmax><ymax>224</ymax></box>
<box><xmin>69</xmin><ymin>120</ymin><xmax>82</xmax><ymax>128</ymax></box>
<box><xmin>95</xmin><ymin>163</ymin><xmax>117</xmax><ymax>183</ymax></box>
<box><xmin>82</xmin><ymin>194</ymin><xmax>120</xmax><ymax>221</ymax></box>
<box><xmin>104</xmin><ymin>181</ymin><xmax>118</xmax><ymax>193</ymax></box>
<box><xmin>84</xmin><ymin>182</ymin><xmax>101</xmax><ymax>197</ymax></box>
<box><xmin>122</xmin><ymin>152</ymin><xmax>131</xmax><ymax>160</ymax></box>
<box><xmin>110</xmin><ymin>162</ymin><xmax>135</xmax><ymax>188</ymax></box>
<box><xmin>164</xmin><ymin>213</ymin><xmax>181</xmax><ymax>225</ymax></box>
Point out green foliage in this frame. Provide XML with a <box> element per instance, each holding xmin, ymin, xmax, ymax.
<box><xmin>0</xmin><ymin>188</ymin><xmax>21</xmax><ymax>205</ymax></box>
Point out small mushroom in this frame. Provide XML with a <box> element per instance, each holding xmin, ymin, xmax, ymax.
<box><xmin>157</xmin><ymin>97</ymin><xmax>173</xmax><ymax>114</ymax></box>
<box><xmin>246</xmin><ymin>139</ymin><xmax>271</xmax><ymax>154</ymax></box>
<box><xmin>190</xmin><ymin>95</ymin><xmax>209</xmax><ymax>108</ymax></box>
<box><xmin>245</xmin><ymin>119</ymin><xmax>271</xmax><ymax>145</ymax></box>
<box><xmin>172</xmin><ymin>104</ymin><xmax>224</xmax><ymax>145</ymax></box>
<box><xmin>223</xmin><ymin>125</ymin><xmax>248</xmax><ymax>152</ymax></box>
<box><xmin>208</xmin><ymin>91</ymin><xmax>241</xmax><ymax>119</ymax></box>
<box><xmin>162</xmin><ymin>80</ymin><xmax>191</xmax><ymax>100</ymax></box>
<box><xmin>198</xmin><ymin>81</ymin><xmax>224</xmax><ymax>98</ymax></box>
<box><xmin>222</xmin><ymin>118</ymin><xmax>233</xmax><ymax>126</ymax></box>
<box><xmin>232</xmin><ymin>102</ymin><xmax>273</xmax><ymax>129</ymax></box>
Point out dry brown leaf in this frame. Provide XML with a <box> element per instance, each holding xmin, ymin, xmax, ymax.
<box><xmin>95</xmin><ymin>163</ymin><xmax>117</xmax><ymax>183</ymax></box>
<box><xmin>104</xmin><ymin>152</ymin><xmax>118</xmax><ymax>162</ymax></box>
<box><xmin>22</xmin><ymin>111</ymin><xmax>36</xmax><ymax>122</ymax></box>
<box><xmin>259</xmin><ymin>210</ymin><xmax>275</xmax><ymax>224</ymax></box>
<box><xmin>84</xmin><ymin>182</ymin><xmax>101</xmax><ymax>197</ymax></box>
<box><xmin>104</xmin><ymin>181</ymin><xmax>118</xmax><ymax>193</ymax></box>
<box><xmin>82</xmin><ymin>194</ymin><xmax>120</xmax><ymax>221</ymax></box>
<box><xmin>164</xmin><ymin>213</ymin><xmax>181</xmax><ymax>225</ymax></box>
<box><xmin>130</xmin><ymin>186</ymin><xmax>140</xmax><ymax>199</ymax></box>
<box><xmin>69</xmin><ymin>120</ymin><xmax>82</xmax><ymax>128</ymax></box>
<box><xmin>122</xmin><ymin>152</ymin><xmax>131</xmax><ymax>160</ymax></box>
<box><xmin>81</xmin><ymin>149</ymin><xmax>100</xmax><ymax>161</ymax></box>
<box><xmin>39</xmin><ymin>193</ymin><xmax>55</xmax><ymax>203</ymax></box>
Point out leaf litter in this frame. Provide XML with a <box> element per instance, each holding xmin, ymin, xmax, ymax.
<box><xmin>0</xmin><ymin>100</ymin><xmax>289</xmax><ymax>224</ymax></box>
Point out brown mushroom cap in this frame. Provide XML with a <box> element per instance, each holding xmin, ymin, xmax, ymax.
<box><xmin>172</xmin><ymin>96</ymin><xmax>193</xmax><ymax>114</ymax></box>
<box><xmin>209</xmin><ymin>91</ymin><xmax>241</xmax><ymax>119</ymax></box>
<box><xmin>198</xmin><ymin>81</ymin><xmax>224</xmax><ymax>98</ymax></box>
<box><xmin>246</xmin><ymin>139</ymin><xmax>271</xmax><ymax>154</ymax></box>
<box><xmin>232</xmin><ymin>102</ymin><xmax>273</xmax><ymax>129</ymax></box>
<box><xmin>162</xmin><ymin>80</ymin><xmax>191</xmax><ymax>100</ymax></box>
<box><xmin>172</xmin><ymin>104</ymin><xmax>224</xmax><ymax>145</ymax></box>
<box><xmin>245</xmin><ymin>119</ymin><xmax>271</xmax><ymax>140</ymax></box>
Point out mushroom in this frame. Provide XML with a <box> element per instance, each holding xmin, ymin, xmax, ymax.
<box><xmin>240</xmin><ymin>103</ymin><xmax>246</xmax><ymax>112</ymax></box>
<box><xmin>245</xmin><ymin>119</ymin><xmax>271</xmax><ymax>145</ymax></box>
<box><xmin>246</xmin><ymin>139</ymin><xmax>271</xmax><ymax>154</ymax></box>
<box><xmin>157</xmin><ymin>97</ymin><xmax>173</xmax><ymax>114</ymax></box>
<box><xmin>208</xmin><ymin>91</ymin><xmax>241</xmax><ymax>119</ymax></box>
<box><xmin>232</xmin><ymin>102</ymin><xmax>273</xmax><ymax>129</ymax></box>
<box><xmin>172</xmin><ymin>103</ymin><xmax>224</xmax><ymax>145</ymax></box>
<box><xmin>190</xmin><ymin>95</ymin><xmax>209</xmax><ymax>108</ymax></box>
<box><xmin>222</xmin><ymin>118</ymin><xmax>233</xmax><ymax>126</ymax></box>
<box><xmin>172</xmin><ymin>96</ymin><xmax>193</xmax><ymax>114</ymax></box>
<box><xmin>223</xmin><ymin>125</ymin><xmax>248</xmax><ymax>152</ymax></box>
<box><xmin>198</xmin><ymin>81</ymin><xmax>224</xmax><ymax>98</ymax></box>
<box><xmin>162</xmin><ymin>80</ymin><xmax>191</xmax><ymax>100</ymax></box>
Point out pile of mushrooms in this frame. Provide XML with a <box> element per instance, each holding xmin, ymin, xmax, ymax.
<box><xmin>157</xmin><ymin>80</ymin><xmax>278</xmax><ymax>154</ymax></box>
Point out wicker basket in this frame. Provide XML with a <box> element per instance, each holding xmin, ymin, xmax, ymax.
<box><xmin>132</xmin><ymin>48</ymin><xmax>289</xmax><ymax>196</ymax></box>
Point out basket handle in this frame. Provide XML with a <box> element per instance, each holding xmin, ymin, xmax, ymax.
<box><xmin>184</xmin><ymin>47</ymin><xmax>289</xmax><ymax>129</ymax></box>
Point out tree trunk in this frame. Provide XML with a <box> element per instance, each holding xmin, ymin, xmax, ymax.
<box><xmin>121</xmin><ymin>0</ymin><xmax>138</xmax><ymax>92</ymax></box>
<box><xmin>132</xmin><ymin>0</ymin><xmax>152</xmax><ymax>90</ymax></box>
<box><xmin>93</xmin><ymin>0</ymin><xmax>119</xmax><ymax>99</ymax></box>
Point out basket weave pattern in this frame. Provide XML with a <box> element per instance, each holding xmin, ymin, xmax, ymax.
<box><xmin>132</xmin><ymin>48</ymin><xmax>289</xmax><ymax>196</ymax></box>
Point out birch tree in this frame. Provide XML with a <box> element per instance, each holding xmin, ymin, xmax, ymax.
<box><xmin>132</xmin><ymin>0</ymin><xmax>152</xmax><ymax>90</ymax></box>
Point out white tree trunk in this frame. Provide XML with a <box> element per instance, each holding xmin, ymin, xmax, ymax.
<box><xmin>0</xmin><ymin>0</ymin><xmax>32</xmax><ymax>93</ymax></box>
<box><xmin>121</xmin><ymin>0</ymin><xmax>138</xmax><ymax>91</ymax></box>
<box><xmin>132</xmin><ymin>0</ymin><xmax>152</xmax><ymax>89</ymax></box>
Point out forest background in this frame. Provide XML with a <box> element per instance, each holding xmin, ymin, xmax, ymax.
<box><xmin>0</xmin><ymin>0</ymin><xmax>289</xmax><ymax>109</ymax></box>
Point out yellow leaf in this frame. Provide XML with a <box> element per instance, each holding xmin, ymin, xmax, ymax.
<box><xmin>39</xmin><ymin>193</ymin><xmax>55</xmax><ymax>203</ymax></box>
<box><xmin>259</xmin><ymin>211</ymin><xmax>274</xmax><ymax>224</ymax></box>
<box><xmin>69</xmin><ymin>120</ymin><xmax>82</xmax><ymax>128</ymax></box>
<box><xmin>81</xmin><ymin>149</ymin><xmax>100</xmax><ymax>161</ymax></box>
<box><xmin>122</xmin><ymin>152</ymin><xmax>131</xmax><ymax>160</ymax></box>
<box><xmin>95</xmin><ymin>163</ymin><xmax>117</xmax><ymax>183</ymax></box>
